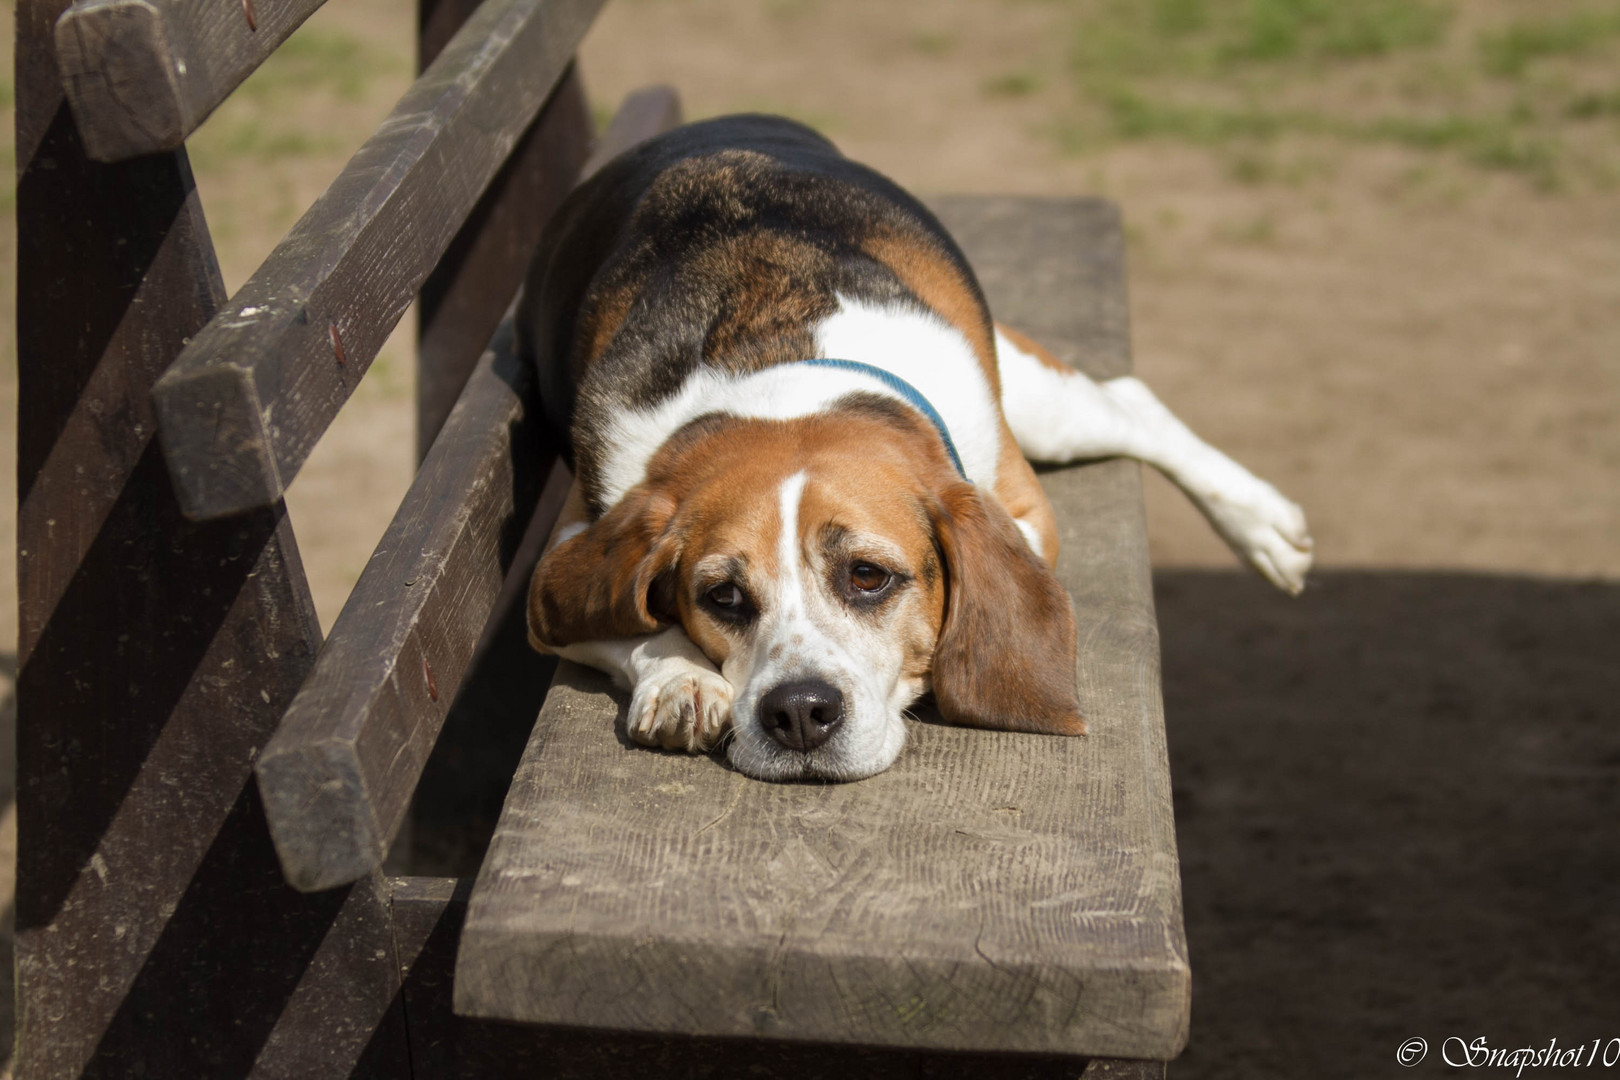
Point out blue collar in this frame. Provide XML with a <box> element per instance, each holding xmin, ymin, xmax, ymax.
<box><xmin>795</xmin><ymin>358</ymin><xmax>967</xmax><ymax>479</ymax></box>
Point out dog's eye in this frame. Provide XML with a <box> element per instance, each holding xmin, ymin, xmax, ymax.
<box><xmin>706</xmin><ymin>582</ymin><xmax>745</xmax><ymax>609</ymax></box>
<box><xmin>849</xmin><ymin>563</ymin><xmax>891</xmax><ymax>594</ymax></box>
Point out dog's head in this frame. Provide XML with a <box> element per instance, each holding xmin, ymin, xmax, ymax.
<box><xmin>529</xmin><ymin>405</ymin><xmax>1084</xmax><ymax>780</ymax></box>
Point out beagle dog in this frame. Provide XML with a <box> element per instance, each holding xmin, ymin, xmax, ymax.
<box><xmin>521</xmin><ymin>115</ymin><xmax>1312</xmax><ymax>782</ymax></box>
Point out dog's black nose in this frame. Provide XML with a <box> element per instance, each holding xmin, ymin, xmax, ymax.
<box><xmin>759</xmin><ymin>679</ymin><xmax>845</xmax><ymax>751</ymax></box>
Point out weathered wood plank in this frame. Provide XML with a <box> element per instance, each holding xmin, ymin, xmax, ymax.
<box><xmin>453</xmin><ymin>197</ymin><xmax>1188</xmax><ymax>1059</ymax></box>
<box><xmin>391</xmin><ymin>876</ymin><xmax>1147</xmax><ymax>1077</ymax></box>
<box><xmin>257</xmin><ymin>320</ymin><xmax>551</xmax><ymax>892</ymax></box>
<box><xmin>256</xmin><ymin>85</ymin><xmax>687</xmax><ymax>894</ymax></box>
<box><xmin>405</xmin><ymin>86</ymin><xmax>686</xmax><ymax>876</ymax></box>
<box><xmin>151</xmin><ymin>0</ymin><xmax>604</xmax><ymax>522</ymax></box>
<box><xmin>13</xmin><ymin>2</ymin><xmax>407</xmax><ymax>1071</ymax></box>
<box><xmin>416</xmin><ymin>64</ymin><xmax>592</xmax><ymax>460</ymax></box>
<box><xmin>53</xmin><ymin>0</ymin><xmax>331</xmax><ymax>162</ymax></box>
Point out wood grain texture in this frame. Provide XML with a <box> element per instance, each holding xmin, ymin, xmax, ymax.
<box><xmin>393</xmin><ymin>877</ymin><xmax>1156</xmax><ymax>1078</ymax></box>
<box><xmin>257</xmin><ymin>85</ymin><xmax>688</xmax><ymax>894</ymax></box>
<box><xmin>150</xmin><ymin>0</ymin><xmax>604</xmax><ymax>522</ymax></box>
<box><xmin>257</xmin><ymin>320</ymin><xmax>548</xmax><ymax>893</ymax></box>
<box><xmin>406</xmin><ymin>83</ymin><xmax>686</xmax><ymax>877</ymax></box>
<box><xmin>53</xmin><ymin>0</ymin><xmax>330</xmax><ymax>162</ymax></box>
<box><xmin>416</xmin><ymin>64</ymin><xmax>591</xmax><ymax>460</ymax></box>
<box><xmin>454</xmin><ymin>198</ymin><xmax>1188</xmax><ymax>1059</ymax></box>
<box><xmin>13</xmin><ymin>0</ymin><xmax>407</xmax><ymax>1070</ymax></box>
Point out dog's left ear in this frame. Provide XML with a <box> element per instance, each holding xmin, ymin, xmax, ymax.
<box><xmin>928</xmin><ymin>482</ymin><xmax>1086</xmax><ymax>736</ymax></box>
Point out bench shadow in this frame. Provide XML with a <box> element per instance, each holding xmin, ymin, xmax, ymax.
<box><xmin>386</xmin><ymin>566</ymin><xmax>1618</xmax><ymax>1076</ymax></box>
<box><xmin>1155</xmin><ymin>570</ymin><xmax>1620</xmax><ymax>1080</ymax></box>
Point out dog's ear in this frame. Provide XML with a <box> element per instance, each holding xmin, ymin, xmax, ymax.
<box><xmin>928</xmin><ymin>482</ymin><xmax>1086</xmax><ymax>736</ymax></box>
<box><xmin>528</xmin><ymin>485</ymin><xmax>681</xmax><ymax>648</ymax></box>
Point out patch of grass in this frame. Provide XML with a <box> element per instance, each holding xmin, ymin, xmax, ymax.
<box><xmin>982</xmin><ymin>70</ymin><xmax>1044</xmax><ymax>99</ymax></box>
<box><xmin>1049</xmin><ymin>0</ymin><xmax>1619</xmax><ymax>193</ymax></box>
<box><xmin>235</xmin><ymin>27</ymin><xmax>403</xmax><ymax>103</ymax></box>
<box><xmin>1214</xmin><ymin>211</ymin><xmax>1277</xmax><ymax>244</ymax></box>
<box><xmin>1101</xmin><ymin>87</ymin><xmax>1301</xmax><ymax>142</ymax></box>
<box><xmin>1478</xmin><ymin>10</ymin><xmax>1620</xmax><ymax>79</ymax></box>
<box><xmin>189</xmin><ymin>121</ymin><xmax>340</xmax><ymax>168</ymax></box>
<box><xmin>1567</xmin><ymin>90</ymin><xmax>1620</xmax><ymax>119</ymax></box>
<box><xmin>1071</xmin><ymin>0</ymin><xmax>1450</xmax><ymax>84</ymax></box>
<box><xmin>1234</xmin><ymin>0</ymin><xmax>1448</xmax><ymax>62</ymax></box>
<box><xmin>1363</xmin><ymin>113</ymin><xmax>1560</xmax><ymax>188</ymax></box>
<box><xmin>910</xmin><ymin>31</ymin><xmax>957</xmax><ymax>56</ymax></box>
<box><xmin>765</xmin><ymin>0</ymin><xmax>812</xmax><ymax>21</ymax></box>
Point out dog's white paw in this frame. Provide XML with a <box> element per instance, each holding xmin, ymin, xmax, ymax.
<box><xmin>628</xmin><ymin>664</ymin><xmax>736</xmax><ymax>752</ymax></box>
<box><xmin>1201</xmin><ymin>474</ymin><xmax>1314</xmax><ymax>595</ymax></box>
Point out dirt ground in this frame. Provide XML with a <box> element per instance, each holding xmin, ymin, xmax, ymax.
<box><xmin>2</xmin><ymin>0</ymin><xmax>1618</xmax><ymax>1075</ymax></box>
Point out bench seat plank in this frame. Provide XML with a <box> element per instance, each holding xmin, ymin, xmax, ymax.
<box><xmin>453</xmin><ymin>196</ymin><xmax>1190</xmax><ymax>1060</ymax></box>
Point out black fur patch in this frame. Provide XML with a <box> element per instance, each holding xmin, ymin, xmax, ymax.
<box><xmin>516</xmin><ymin>115</ymin><xmax>991</xmax><ymax>516</ymax></box>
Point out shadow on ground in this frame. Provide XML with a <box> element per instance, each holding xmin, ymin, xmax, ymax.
<box><xmin>1157</xmin><ymin>570</ymin><xmax>1620</xmax><ymax>1079</ymax></box>
<box><xmin>1</xmin><ymin>572</ymin><xmax>1615</xmax><ymax>1076</ymax></box>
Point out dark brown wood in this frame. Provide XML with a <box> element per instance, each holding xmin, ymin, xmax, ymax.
<box><xmin>405</xmin><ymin>83</ymin><xmax>686</xmax><ymax>877</ymax></box>
<box><xmin>454</xmin><ymin>197</ymin><xmax>1188</xmax><ymax>1060</ymax></box>
<box><xmin>417</xmin><ymin>64</ymin><xmax>592</xmax><ymax>460</ymax></box>
<box><xmin>1081</xmin><ymin>1061</ymin><xmax>1168</xmax><ymax>1080</ymax></box>
<box><xmin>415</xmin><ymin>83</ymin><xmax>681</xmax><ymax>461</ymax></box>
<box><xmin>418</xmin><ymin>0</ymin><xmax>483</xmax><ymax>70</ymax></box>
<box><xmin>13</xmin><ymin>1</ymin><xmax>407</xmax><ymax>1072</ymax></box>
<box><xmin>53</xmin><ymin>0</ymin><xmax>333</xmax><ymax>162</ymax></box>
<box><xmin>257</xmin><ymin>321</ymin><xmax>554</xmax><ymax>892</ymax></box>
<box><xmin>391</xmin><ymin>876</ymin><xmax>1149</xmax><ymax>1078</ymax></box>
<box><xmin>150</xmin><ymin>0</ymin><xmax>605</xmax><ymax>523</ymax></box>
<box><xmin>256</xmin><ymin>85</ymin><xmax>689</xmax><ymax>893</ymax></box>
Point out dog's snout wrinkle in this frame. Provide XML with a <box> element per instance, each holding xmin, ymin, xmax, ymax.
<box><xmin>759</xmin><ymin>679</ymin><xmax>845</xmax><ymax>751</ymax></box>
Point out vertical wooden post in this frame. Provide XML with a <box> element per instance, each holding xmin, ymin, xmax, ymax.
<box><xmin>414</xmin><ymin>0</ymin><xmax>595</xmax><ymax>460</ymax></box>
<box><xmin>13</xmin><ymin>3</ymin><xmax>408</xmax><ymax>1073</ymax></box>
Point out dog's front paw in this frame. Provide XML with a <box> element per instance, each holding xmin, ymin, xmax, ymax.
<box><xmin>1202</xmin><ymin>473</ymin><xmax>1315</xmax><ymax>595</ymax></box>
<box><xmin>628</xmin><ymin>664</ymin><xmax>735</xmax><ymax>752</ymax></box>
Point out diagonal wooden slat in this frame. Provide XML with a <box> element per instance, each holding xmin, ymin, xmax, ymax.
<box><xmin>150</xmin><ymin>0</ymin><xmax>603</xmax><ymax>523</ymax></box>
<box><xmin>256</xmin><ymin>87</ymin><xmax>684</xmax><ymax>894</ymax></box>
<box><xmin>54</xmin><ymin>0</ymin><xmax>333</xmax><ymax>162</ymax></box>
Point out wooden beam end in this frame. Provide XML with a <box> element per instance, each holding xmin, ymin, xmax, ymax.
<box><xmin>255</xmin><ymin>737</ymin><xmax>387</xmax><ymax>893</ymax></box>
<box><xmin>153</xmin><ymin>361</ymin><xmax>285</xmax><ymax>521</ymax></box>
<box><xmin>55</xmin><ymin>0</ymin><xmax>188</xmax><ymax>162</ymax></box>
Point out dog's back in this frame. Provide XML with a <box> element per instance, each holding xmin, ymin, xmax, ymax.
<box><xmin>517</xmin><ymin>114</ymin><xmax>996</xmax><ymax>515</ymax></box>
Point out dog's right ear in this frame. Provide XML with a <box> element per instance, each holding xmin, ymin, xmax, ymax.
<box><xmin>528</xmin><ymin>485</ymin><xmax>681</xmax><ymax>649</ymax></box>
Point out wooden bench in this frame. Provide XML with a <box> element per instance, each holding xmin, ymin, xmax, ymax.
<box><xmin>16</xmin><ymin>0</ymin><xmax>1187</xmax><ymax>1072</ymax></box>
<box><xmin>454</xmin><ymin>197</ymin><xmax>1189</xmax><ymax>1062</ymax></box>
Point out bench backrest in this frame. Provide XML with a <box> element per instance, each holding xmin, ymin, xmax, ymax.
<box><xmin>15</xmin><ymin>0</ymin><xmax>676</xmax><ymax>1069</ymax></box>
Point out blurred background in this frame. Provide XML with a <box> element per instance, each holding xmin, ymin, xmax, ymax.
<box><xmin>2</xmin><ymin>0</ymin><xmax>1617</xmax><ymax>1076</ymax></box>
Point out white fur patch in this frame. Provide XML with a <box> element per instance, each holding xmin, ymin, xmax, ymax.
<box><xmin>597</xmin><ymin>363</ymin><xmax>893</xmax><ymax>508</ymax></box>
<box><xmin>994</xmin><ymin>328</ymin><xmax>1314</xmax><ymax>594</ymax></box>
<box><xmin>815</xmin><ymin>295</ymin><xmax>1001</xmax><ymax>487</ymax></box>
<box><xmin>722</xmin><ymin>469</ymin><xmax>910</xmax><ymax>781</ymax></box>
<box><xmin>595</xmin><ymin>295</ymin><xmax>1002</xmax><ymax>506</ymax></box>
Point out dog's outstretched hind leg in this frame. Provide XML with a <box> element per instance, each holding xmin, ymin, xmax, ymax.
<box><xmin>994</xmin><ymin>324</ymin><xmax>1314</xmax><ymax>594</ymax></box>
